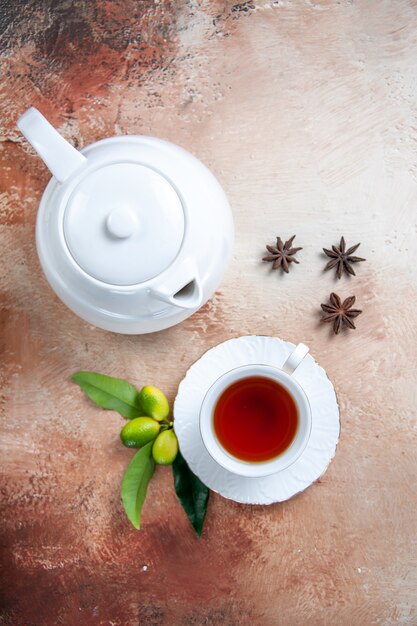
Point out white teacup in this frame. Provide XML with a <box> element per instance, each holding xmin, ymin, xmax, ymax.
<box><xmin>199</xmin><ymin>343</ymin><xmax>312</xmax><ymax>477</ymax></box>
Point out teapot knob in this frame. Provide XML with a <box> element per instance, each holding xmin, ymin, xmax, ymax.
<box><xmin>106</xmin><ymin>207</ymin><xmax>139</xmax><ymax>239</ymax></box>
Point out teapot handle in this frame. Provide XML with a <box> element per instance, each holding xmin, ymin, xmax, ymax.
<box><xmin>150</xmin><ymin>258</ymin><xmax>203</xmax><ymax>310</ymax></box>
<box><xmin>17</xmin><ymin>107</ymin><xmax>87</xmax><ymax>184</ymax></box>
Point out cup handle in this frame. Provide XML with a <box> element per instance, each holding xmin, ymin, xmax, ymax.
<box><xmin>281</xmin><ymin>343</ymin><xmax>310</xmax><ymax>375</ymax></box>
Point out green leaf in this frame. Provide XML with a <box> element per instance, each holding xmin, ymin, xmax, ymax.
<box><xmin>72</xmin><ymin>371</ymin><xmax>143</xmax><ymax>419</ymax></box>
<box><xmin>121</xmin><ymin>442</ymin><xmax>155</xmax><ymax>530</ymax></box>
<box><xmin>173</xmin><ymin>451</ymin><xmax>209</xmax><ymax>538</ymax></box>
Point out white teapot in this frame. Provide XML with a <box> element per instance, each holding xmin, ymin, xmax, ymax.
<box><xmin>17</xmin><ymin>108</ymin><xmax>234</xmax><ymax>334</ymax></box>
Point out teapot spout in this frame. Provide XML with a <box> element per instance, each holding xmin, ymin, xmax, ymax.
<box><xmin>151</xmin><ymin>258</ymin><xmax>203</xmax><ymax>311</ymax></box>
<box><xmin>17</xmin><ymin>107</ymin><xmax>87</xmax><ymax>184</ymax></box>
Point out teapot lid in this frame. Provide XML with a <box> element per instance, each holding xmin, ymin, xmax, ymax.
<box><xmin>63</xmin><ymin>162</ymin><xmax>184</xmax><ymax>285</ymax></box>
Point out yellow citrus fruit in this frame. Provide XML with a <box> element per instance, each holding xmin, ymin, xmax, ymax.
<box><xmin>152</xmin><ymin>429</ymin><xmax>179</xmax><ymax>465</ymax></box>
<box><xmin>139</xmin><ymin>385</ymin><xmax>170</xmax><ymax>422</ymax></box>
<box><xmin>120</xmin><ymin>417</ymin><xmax>161</xmax><ymax>448</ymax></box>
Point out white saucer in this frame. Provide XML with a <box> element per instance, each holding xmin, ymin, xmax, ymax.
<box><xmin>173</xmin><ymin>336</ymin><xmax>340</xmax><ymax>505</ymax></box>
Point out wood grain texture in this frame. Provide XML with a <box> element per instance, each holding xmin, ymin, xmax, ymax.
<box><xmin>1</xmin><ymin>1</ymin><xmax>417</xmax><ymax>624</ymax></box>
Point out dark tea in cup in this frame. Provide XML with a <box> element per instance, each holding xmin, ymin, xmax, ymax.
<box><xmin>213</xmin><ymin>376</ymin><xmax>299</xmax><ymax>462</ymax></box>
<box><xmin>199</xmin><ymin>359</ymin><xmax>311</xmax><ymax>477</ymax></box>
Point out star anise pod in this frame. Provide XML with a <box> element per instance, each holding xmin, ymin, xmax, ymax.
<box><xmin>323</xmin><ymin>236</ymin><xmax>365</xmax><ymax>279</ymax></box>
<box><xmin>320</xmin><ymin>292</ymin><xmax>362</xmax><ymax>335</ymax></box>
<box><xmin>262</xmin><ymin>235</ymin><xmax>302</xmax><ymax>273</ymax></box>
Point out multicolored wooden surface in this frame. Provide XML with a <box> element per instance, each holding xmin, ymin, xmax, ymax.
<box><xmin>1</xmin><ymin>1</ymin><xmax>416</xmax><ymax>624</ymax></box>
